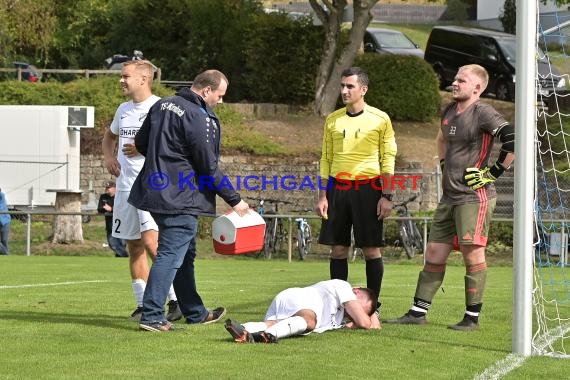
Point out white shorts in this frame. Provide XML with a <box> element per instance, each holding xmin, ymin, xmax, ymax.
<box><xmin>111</xmin><ymin>191</ymin><xmax>158</xmax><ymax>240</ymax></box>
<box><xmin>264</xmin><ymin>287</ymin><xmax>323</xmax><ymax>325</ymax></box>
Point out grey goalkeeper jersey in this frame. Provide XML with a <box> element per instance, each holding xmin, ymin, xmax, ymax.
<box><xmin>440</xmin><ymin>101</ymin><xmax>509</xmax><ymax>205</ymax></box>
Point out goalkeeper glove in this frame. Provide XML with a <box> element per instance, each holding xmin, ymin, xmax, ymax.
<box><xmin>463</xmin><ymin>162</ymin><xmax>505</xmax><ymax>190</ymax></box>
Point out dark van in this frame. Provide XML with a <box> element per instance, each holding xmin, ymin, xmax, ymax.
<box><xmin>424</xmin><ymin>26</ymin><xmax>565</xmax><ymax>101</ymax></box>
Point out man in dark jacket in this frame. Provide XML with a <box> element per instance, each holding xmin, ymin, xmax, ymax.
<box><xmin>97</xmin><ymin>181</ymin><xmax>128</xmax><ymax>257</ymax></box>
<box><xmin>129</xmin><ymin>69</ymin><xmax>249</xmax><ymax>332</ymax></box>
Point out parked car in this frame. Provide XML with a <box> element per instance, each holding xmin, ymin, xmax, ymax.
<box><xmin>13</xmin><ymin>61</ymin><xmax>42</xmax><ymax>82</ymax></box>
<box><xmin>424</xmin><ymin>25</ymin><xmax>566</xmax><ymax>101</ymax></box>
<box><xmin>363</xmin><ymin>27</ymin><xmax>424</xmax><ymax>58</ymax></box>
<box><xmin>104</xmin><ymin>50</ymin><xmax>144</xmax><ymax>70</ymax></box>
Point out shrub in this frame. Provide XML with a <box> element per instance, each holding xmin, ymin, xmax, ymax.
<box><xmin>241</xmin><ymin>12</ymin><xmax>324</xmax><ymax>104</ymax></box>
<box><xmin>354</xmin><ymin>53</ymin><xmax>441</xmax><ymax>122</ymax></box>
<box><xmin>0</xmin><ymin>77</ymin><xmax>175</xmax><ymax>153</ymax></box>
<box><xmin>0</xmin><ymin>77</ymin><xmax>283</xmax><ymax>155</ymax></box>
<box><xmin>445</xmin><ymin>0</ymin><xmax>470</xmax><ymax>23</ymax></box>
<box><xmin>488</xmin><ymin>221</ymin><xmax>514</xmax><ymax>247</ymax></box>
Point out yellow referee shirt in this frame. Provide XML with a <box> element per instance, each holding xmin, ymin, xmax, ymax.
<box><xmin>319</xmin><ymin>104</ymin><xmax>397</xmax><ymax>179</ymax></box>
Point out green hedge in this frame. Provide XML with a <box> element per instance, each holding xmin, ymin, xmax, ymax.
<box><xmin>0</xmin><ymin>77</ymin><xmax>283</xmax><ymax>155</ymax></box>
<box><xmin>242</xmin><ymin>12</ymin><xmax>324</xmax><ymax>104</ymax></box>
<box><xmin>354</xmin><ymin>53</ymin><xmax>441</xmax><ymax>122</ymax></box>
<box><xmin>106</xmin><ymin>1</ymin><xmax>323</xmax><ymax>104</ymax></box>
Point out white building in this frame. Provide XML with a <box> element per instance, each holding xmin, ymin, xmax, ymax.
<box><xmin>477</xmin><ymin>0</ymin><xmax>562</xmax><ymax>22</ymax></box>
<box><xmin>477</xmin><ymin>0</ymin><xmax>570</xmax><ymax>44</ymax></box>
<box><xmin>0</xmin><ymin>105</ymin><xmax>94</xmax><ymax>207</ymax></box>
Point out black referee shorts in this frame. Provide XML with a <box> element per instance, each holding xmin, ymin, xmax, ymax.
<box><xmin>318</xmin><ymin>177</ymin><xmax>384</xmax><ymax>248</ymax></box>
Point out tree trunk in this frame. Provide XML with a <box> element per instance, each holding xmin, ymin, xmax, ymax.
<box><xmin>310</xmin><ymin>0</ymin><xmax>379</xmax><ymax>117</ymax></box>
<box><xmin>51</xmin><ymin>191</ymin><xmax>84</xmax><ymax>243</ymax></box>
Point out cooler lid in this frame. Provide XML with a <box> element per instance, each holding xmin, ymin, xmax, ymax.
<box><xmin>212</xmin><ymin>210</ymin><xmax>265</xmax><ymax>244</ymax></box>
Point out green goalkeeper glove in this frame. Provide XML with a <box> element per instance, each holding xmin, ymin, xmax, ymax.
<box><xmin>463</xmin><ymin>162</ymin><xmax>505</xmax><ymax>190</ymax></box>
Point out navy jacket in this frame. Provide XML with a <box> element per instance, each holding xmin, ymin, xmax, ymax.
<box><xmin>128</xmin><ymin>88</ymin><xmax>241</xmax><ymax>215</ymax></box>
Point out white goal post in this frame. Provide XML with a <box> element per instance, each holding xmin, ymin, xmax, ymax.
<box><xmin>512</xmin><ymin>0</ymin><xmax>536</xmax><ymax>356</ymax></box>
<box><xmin>515</xmin><ymin>0</ymin><xmax>570</xmax><ymax>358</ymax></box>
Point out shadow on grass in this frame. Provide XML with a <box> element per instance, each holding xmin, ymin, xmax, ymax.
<box><xmin>0</xmin><ymin>310</ymin><xmax>138</xmax><ymax>331</ymax></box>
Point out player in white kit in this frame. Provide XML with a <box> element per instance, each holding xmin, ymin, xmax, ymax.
<box><xmin>102</xmin><ymin>60</ymin><xmax>180</xmax><ymax>322</ymax></box>
<box><xmin>225</xmin><ymin>279</ymin><xmax>381</xmax><ymax>343</ymax></box>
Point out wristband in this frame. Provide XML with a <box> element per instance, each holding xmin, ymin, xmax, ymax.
<box><xmin>489</xmin><ymin>162</ymin><xmax>506</xmax><ymax>179</ymax></box>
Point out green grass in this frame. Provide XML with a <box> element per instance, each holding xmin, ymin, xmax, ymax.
<box><xmin>0</xmin><ymin>256</ymin><xmax>568</xmax><ymax>379</ymax></box>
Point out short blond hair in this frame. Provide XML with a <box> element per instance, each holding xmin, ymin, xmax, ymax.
<box><xmin>460</xmin><ymin>64</ymin><xmax>489</xmax><ymax>92</ymax></box>
<box><xmin>123</xmin><ymin>60</ymin><xmax>156</xmax><ymax>85</ymax></box>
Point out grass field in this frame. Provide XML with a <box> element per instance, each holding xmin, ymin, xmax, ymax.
<box><xmin>0</xmin><ymin>255</ymin><xmax>568</xmax><ymax>379</ymax></box>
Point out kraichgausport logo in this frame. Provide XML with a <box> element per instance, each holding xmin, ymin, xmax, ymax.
<box><xmin>146</xmin><ymin>172</ymin><xmax>422</xmax><ymax>192</ymax></box>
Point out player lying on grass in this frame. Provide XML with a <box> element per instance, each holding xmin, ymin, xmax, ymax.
<box><xmin>224</xmin><ymin>279</ymin><xmax>381</xmax><ymax>343</ymax></box>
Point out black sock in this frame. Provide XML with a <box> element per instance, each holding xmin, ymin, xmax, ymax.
<box><xmin>409</xmin><ymin>297</ymin><xmax>431</xmax><ymax>317</ymax></box>
<box><xmin>330</xmin><ymin>258</ymin><xmax>348</xmax><ymax>280</ymax></box>
<box><xmin>464</xmin><ymin>303</ymin><xmax>482</xmax><ymax>323</ymax></box>
<box><xmin>365</xmin><ymin>257</ymin><xmax>384</xmax><ymax>300</ymax></box>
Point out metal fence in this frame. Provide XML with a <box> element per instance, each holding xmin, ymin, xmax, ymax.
<box><xmin>270</xmin><ymin>2</ymin><xmax>447</xmax><ymax>24</ymax></box>
<box><xmin>2</xmin><ymin>209</ymin><xmax>522</xmax><ymax>264</ymax></box>
<box><xmin>0</xmin><ymin>67</ymin><xmax>163</xmax><ymax>82</ymax></box>
<box><xmin>3</xmin><ymin>209</ymin><xmax>434</xmax><ymax>260</ymax></box>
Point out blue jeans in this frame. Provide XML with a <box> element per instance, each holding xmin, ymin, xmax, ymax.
<box><xmin>140</xmin><ymin>213</ymin><xmax>208</xmax><ymax>324</ymax></box>
<box><xmin>0</xmin><ymin>223</ymin><xmax>9</xmax><ymax>254</ymax></box>
<box><xmin>107</xmin><ymin>233</ymin><xmax>128</xmax><ymax>257</ymax></box>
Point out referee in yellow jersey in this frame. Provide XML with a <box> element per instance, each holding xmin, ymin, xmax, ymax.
<box><xmin>316</xmin><ymin>67</ymin><xmax>397</xmax><ymax>313</ymax></box>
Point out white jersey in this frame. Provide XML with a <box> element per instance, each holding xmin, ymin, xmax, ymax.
<box><xmin>109</xmin><ymin>95</ymin><xmax>160</xmax><ymax>191</ymax></box>
<box><xmin>265</xmin><ymin>279</ymin><xmax>356</xmax><ymax>333</ymax></box>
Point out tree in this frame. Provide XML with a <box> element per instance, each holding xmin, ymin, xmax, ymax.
<box><xmin>108</xmin><ymin>0</ymin><xmax>262</xmax><ymax>100</ymax></box>
<box><xmin>48</xmin><ymin>0</ymin><xmax>114</xmax><ymax>69</ymax></box>
<box><xmin>499</xmin><ymin>0</ymin><xmax>516</xmax><ymax>34</ymax></box>
<box><xmin>0</xmin><ymin>0</ymin><xmax>57</xmax><ymax>65</ymax></box>
<box><xmin>51</xmin><ymin>191</ymin><xmax>84</xmax><ymax>243</ymax></box>
<box><xmin>309</xmin><ymin>0</ymin><xmax>380</xmax><ymax>117</ymax></box>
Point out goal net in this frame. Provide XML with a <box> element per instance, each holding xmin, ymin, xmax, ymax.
<box><xmin>534</xmin><ymin>6</ymin><xmax>570</xmax><ymax>358</ymax></box>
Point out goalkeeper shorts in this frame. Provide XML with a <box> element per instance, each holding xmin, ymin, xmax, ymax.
<box><xmin>428</xmin><ymin>198</ymin><xmax>496</xmax><ymax>247</ymax></box>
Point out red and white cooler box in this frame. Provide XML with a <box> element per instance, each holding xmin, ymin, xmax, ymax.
<box><xmin>212</xmin><ymin>210</ymin><xmax>265</xmax><ymax>255</ymax></box>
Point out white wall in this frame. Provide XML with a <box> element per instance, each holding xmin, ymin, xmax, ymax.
<box><xmin>0</xmin><ymin>106</ymin><xmax>93</xmax><ymax>207</ymax></box>
<box><xmin>478</xmin><ymin>0</ymin><xmax>566</xmax><ymax>21</ymax></box>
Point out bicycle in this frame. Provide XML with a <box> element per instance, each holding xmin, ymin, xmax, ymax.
<box><xmin>248</xmin><ymin>197</ymin><xmax>290</xmax><ymax>259</ymax></box>
<box><xmin>393</xmin><ymin>194</ymin><xmax>424</xmax><ymax>259</ymax></box>
<box><xmin>350</xmin><ymin>227</ymin><xmax>364</xmax><ymax>262</ymax></box>
<box><xmin>252</xmin><ymin>199</ymin><xmax>272</xmax><ymax>259</ymax></box>
<box><xmin>293</xmin><ymin>212</ymin><xmax>312</xmax><ymax>260</ymax></box>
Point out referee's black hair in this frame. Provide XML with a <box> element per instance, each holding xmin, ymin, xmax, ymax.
<box><xmin>342</xmin><ymin>67</ymin><xmax>369</xmax><ymax>87</ymax></box>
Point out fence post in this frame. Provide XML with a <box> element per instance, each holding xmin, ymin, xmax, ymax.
<box><xmin>288</xmin><ymin>217</ymin><xmax>292</xmax><ymax>263</ymax></box>
<box><xmin>423</xmin><ymin>217</ymin><xmax>429</xmax><ymax>265</ymax></box>
<box><xmin>435</xmin><ymin>164</ymin><xmax>442</xmax><ymax>201</ymax></box>
<box><xmin>26</xmin><ymin>214</ymin><xmax>31</xmax><ymax>256</ymax></box>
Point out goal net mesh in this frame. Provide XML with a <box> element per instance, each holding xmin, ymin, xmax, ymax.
<box><xmin>534</xmin><ymin>6</ymin><xmax>570</xmax><ymax>358</ymax></box>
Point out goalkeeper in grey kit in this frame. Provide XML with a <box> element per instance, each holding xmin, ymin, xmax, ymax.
<box><xmin>385</xmin><ymin>64</ymin><xmax>514</xmax><ymax>331</ymax></box>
